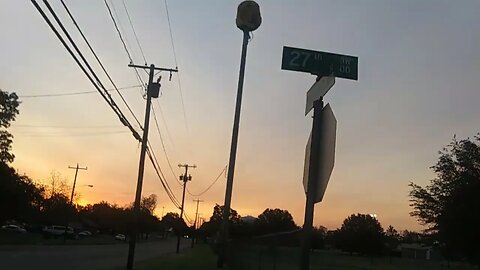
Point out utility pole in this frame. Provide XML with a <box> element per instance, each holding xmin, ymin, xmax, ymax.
<box><xmin>176</xmin><ymin>164</ymin><xmax>196</xmax><ymax>253</ymax></box>
<box><xmin>126</xmin><ymin>64</ymin><xmax>178</xmax><ymax>270</ymax></box>
<box><xmin>191</xmin><ymin>199</ymin><xmax>203</xmax><ymax>248</ymax></box>
<box><xmin>64</xmin><ymin>163</ymin><xmax>87</xmax><ymax>243</ymax></box>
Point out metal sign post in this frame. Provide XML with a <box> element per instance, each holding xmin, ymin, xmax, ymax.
<box><xmin>281</xmin><ymin>45</ymin><xmax>357</xmax><ymax>270</ymax></box>
<box><xmin>305</xmin><ymin>77</ymin><xmax>335</xmax><ymax>115</ymax></box>
<box><xmin>300</xmin><ymin>98</ymin><xmax>324</xmax><ymax>270</ymax></box>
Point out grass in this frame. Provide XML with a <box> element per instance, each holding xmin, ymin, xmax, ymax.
<box><xmin>0</xmin><ymin>231</ymin><xmax>44</xmax><ymax>245</ymax></box>
<box><xmin>227</xmin><ymin>244</ymin><xmax>477</xmax><ymax>270</ymax></box>
<box><xmin>134</xmin><ymin>243</ymin><xmax>477</xmax><ymax>270</ymax></box>
<box><xmin>136</xmin><ymin>244</ymin><xmax>217</xmax><ymax>270</ymax></box>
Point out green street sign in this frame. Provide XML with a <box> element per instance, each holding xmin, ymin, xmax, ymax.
<box><xmin>282</xmin><ymin>46</ymin><xmax>358</xmax><ymax>80</ymax></box>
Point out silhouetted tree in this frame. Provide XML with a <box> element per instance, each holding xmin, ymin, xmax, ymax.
<box><xmin>0</xmin><ymin>89</ymin><xmax>19</xmax><ymax>163</ymax></box>
<box><xmin>140</xmin><ymin>194</ymin><xmax>157</xmax><ymax>215</ymax></box>
<box><xmin>336</xmin><ymin>214</ymin><xmax>385</xmax><ymax>256</ymax></box>
<box><xmin>312</xmin><ymin>226</ymin><xmax>328</xmax><ymax>250</ymax></box>
<box><xmin>385</xmin><ymin>225</ymin><xmax>400</xmax><ymax>257</ymax></box>
<box><xmin>199</xmin><ymin>204</ymin><xmax>241</xmax><ymax>237</ymax></box>
<box><xmin>160</xmin><ymin>212</ymin><xmax>187</xmax><ymax>236</ymax></box>
<box><xmin>40</xmin><ymin>193</ymin><xmax>74</xmax><ymax>225</ymax></box>
<box><xmin>0</xmin><ymin>163</ymin><xmax>44</xmax><ymax>223</ymax></box>
<box><xmin>254</xmin><ymin>208</ymin><xmax>297</xmax><ymax>235</ymax></box>
<box><xmin>409</xmin><ymin>135</ymin><xmax>480</xmax><ymax>266</ymax></box>
<box><xmin>400</xmin><ymin>230</ymin><xmax>422</xmax><ymax>243</ymax></box>
<box><xmin>45</xmin><ymin>171</ymin><xmax>70</xmax><ymax>199</ymax></box>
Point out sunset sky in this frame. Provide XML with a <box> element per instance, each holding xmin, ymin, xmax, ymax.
<box><xmin>1</xmin><ymin>0</ymin><xmax>480</xmax><ymax>231</ymax></box>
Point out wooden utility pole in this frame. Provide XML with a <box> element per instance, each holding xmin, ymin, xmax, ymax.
<box><xmin>64</xmin><ymin>163</ymin><xmax>87</xmax><ymax>243</ymax></box>
<box><xmin>176</xmin><ymin>164</ymin><xmax>196</xmax><ymax>253</ymax></box>
<box><xmin>191</xmin><ymin>199</ymin><xmax>203</xmax><ymax>248</ymax></box>
<box><xmin>126</xmin><ymin>64</ymin><xmax>178</xmax><ymax>270</ymax></box>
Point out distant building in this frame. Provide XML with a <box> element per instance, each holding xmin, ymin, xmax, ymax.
<box><xmin>240</xmin><ymin>215</ymin><xmax>257</xmax><ymax>224</ymax></box>
<box><xmin>398</xmin><ymin>243</ymin><xmax>432</xmax><ymax>260</ymax></box>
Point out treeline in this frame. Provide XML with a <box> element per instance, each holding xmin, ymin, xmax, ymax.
<box><xmin>0</xmin><ymin>162</ymin><xmax>166</xmax><ymax>235</ymax></box>
<box><xmin>198</xmin><ymin>206</ymin><xmax>427</xmax><ymax>257</ymax></box>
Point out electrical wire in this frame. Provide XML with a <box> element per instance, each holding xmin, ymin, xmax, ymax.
<box><xmin>42</xmin><ymin>0</ymin><xmax>141</xmax><ymax>141</ymax></box>
<box><xmin>163</xmin><ymin>0</ymin><xmax>177</xmax><ymax>67</ymax></box>
<box><xmin>164</xmin><ymin>0</ymin><xmax>189</xmax><ymax>135</ymax></box>
<box><xmin>18</xmin><ymin>85</ymin><xmax>141</xmax><ymax>98</ymax></box>
<box><xmin>146</xmin><ymin>150</ymin><xmax>181</xmax><ymax>209</ymax></box>
<box><xmin>104</xmin><ymin>0</ymin><xmax>145</xmax><ymax>88</ymax></box>
<box><xmin>184</xmin><ymin>212</ymin><xmax>193</xmax><ymax>225</ymax></box>
<box><xmin>121</xmin><ymin>0</ymin><xmax>147</xmax><ymax>65</ymax></box>
<box><xmin>151</xmin><ymin>106</ymin><xmax>178</xmax><ymax>180</ymax></box>
<box><xmin>14</xmin><ymin>130</ymin><xmax>130</xmax><ymax>137</ymax></box>
<box><xmin>155</xmin><ymin>100</ymin><xmax>176</xmax><ymax>149</ymax></box>
<box><xmin>187</xmin><ymin>165</ymin><xmax>227</xmax><ymax>197</ymax></box>
<box><xmin>12</xmin><ymin>124</ymin><xmax>126</xmax><ymax>129</ymax></box>
<box><xmin>60</xmin><ymin>0</ymin><xmax>143</xmax><ymax>128</ymax></box>
<box><xmin>147</xmin><ymin>142</ymin><xmax>177</xmax><ymax>200</ymax></box>
<box><xmin>31</xmin><ymin>0</ymin><xmax>141</xmax><ymax>142</ymax></box>
<box><xmin>146</xmin><ymin>144</ymin><xmax>181</xmax><ymax>209</ymax></box>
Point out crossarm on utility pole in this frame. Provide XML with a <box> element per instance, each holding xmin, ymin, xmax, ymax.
<box><xmin>128</xmin><ymin>64</ymin><xmax>178</xmax><ymax>73</ymax></box>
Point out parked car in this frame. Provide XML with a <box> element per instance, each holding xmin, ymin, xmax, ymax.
<box><xmin>78</xmin><ymin>230</ymin><xmax>92</xmax><ymax>237</ymax></box>
<box><xmin>1</xmin><ymin>224</ymin><xmax>27</xmax><ymax>233</ymax></box>
<box><xmin>115</xmin><ymin>234</ymin><xmax>126</xmax><ymax>241</ymax></box>
<box><xmin>43</xmin><ymin>225</ymin><xmax>75</xmax><ymax>238</ymax></box>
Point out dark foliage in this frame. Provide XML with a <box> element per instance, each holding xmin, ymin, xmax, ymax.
<box><xmin>254</xmin><ymin>208</ymin><xmax>298</xmax><ymax>235</ymax></box>
<box><xmin>0</xmin><ymin>90</ymin><xmax>19</xmax><ymax>163</ymax></box>
<box><xmin>0</xmin><ymin>163</ymin><xmax>44</xmax><ymax>223</ymax></box>
<box><xmin>336</xmin><ymin>213</ymin><xmax>385</xmax><ymax>256</ymax></box>
<box><xmin>409</xmin><ymin>135</ymin><xmax>480</xmax><ymax>265</ymax></box>
<box><xmin>199</xmin><ymin>204</ymin><xmax>242</xmax><ymax>237</ymax></box>
<box><xmin>160</xmin><ymin>212</ymin><xmax>188</xmax><ymax>235</ymax></box>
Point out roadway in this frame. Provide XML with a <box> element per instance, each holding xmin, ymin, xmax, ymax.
<box><xmin>0</xmin><ymin>238</ymin><xmax>189</xmax><ymax>270</ymax></box>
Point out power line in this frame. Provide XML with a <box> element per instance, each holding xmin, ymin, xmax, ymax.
<box><xmin>12</xmin><ymin>124</ymin><xmax>126</xmax><ymax>129</ymax></box>
<box><xmin>146</xmin><ymin>144</ymin><xmax>181</xmax><ymax>209</ymax></box>
<box><xmin>187</xmin><ymin>165</ymin><xmax>227</xmax><ymax>197</ymax></box>
<box><xmin>104</xmin><ymin>0</ymin><xmax>132</xmax><ymax>62</ymax></box>
<box><xmin>184</xmin><ymin>211</ymin><xmax>193</xmax><ymax>225</ymax></box>
<box><xmin>155</xmin><ymin>100</ymin><xmax>176</xmax><ymax>149</ymax></box>
<box><xmin>60</xmin><ymin>0</ymin><xmax>143</xmax><ymax>128</ymax></box>
<box><xmin>122</xmin><ymin>0</ymin><xmax>147</xmax><ymax>65</ymax></box>
<box><xmin>147</xmin><ymin>150</ymin><xmax>181</xmax><ymax>209</ymax></box>
<box><xmin>15</xmin><ymin>130</ymin><xmax>130</xmax><ymax>137</ymax></box>
<box><xmin>164</xmin><ymin>0</ymin><xmax>189</xmax><ymax>136</ymax></box>
<box><xmin>164</xmin><ymin>0</ymin><xmax>178</xmax><ymax>67</ymax></box>
<box><xmin>43</xmin><ymin>0</ymin><xmax>141</xmax><ymax>141</ymax></box>
<box><xmin>151</xmin><ymin>106</ymin><xmax>178</xmax><ymax>180</ymax></box>
<box><xmin>31</xmin><ymin>0</ymin><xmax>141</xmax><ymax>142</ymax></box>
<box><xmin>104</xmin><ymin>0</ymin><xmax>145</xmax><ymax>88</ymax></box>
<box><xmin>147</xmin><ymin>142</ymin><xmax>179</xmax><ymax>205</ymax></box>
<box><xmin>18</xmin><ymin>85</ymin><xmax>141</xmax><ymax>98</ymax></box>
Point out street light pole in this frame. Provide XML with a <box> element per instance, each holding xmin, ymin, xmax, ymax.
<box><xmin>217</xmin><ymin>1</ymin><xmax>261</xmax><ymax>268</ymax></box>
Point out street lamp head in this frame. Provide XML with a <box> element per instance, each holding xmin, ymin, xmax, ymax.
<box><xmin>236</xmin><ymin>1</ymin><xmax>261</xmax><ymax>32</ymax></box>
<box><xmin>87</xmin><ymin>185</ymin><xmax>93</xmax><ymax>188</ymax></box>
